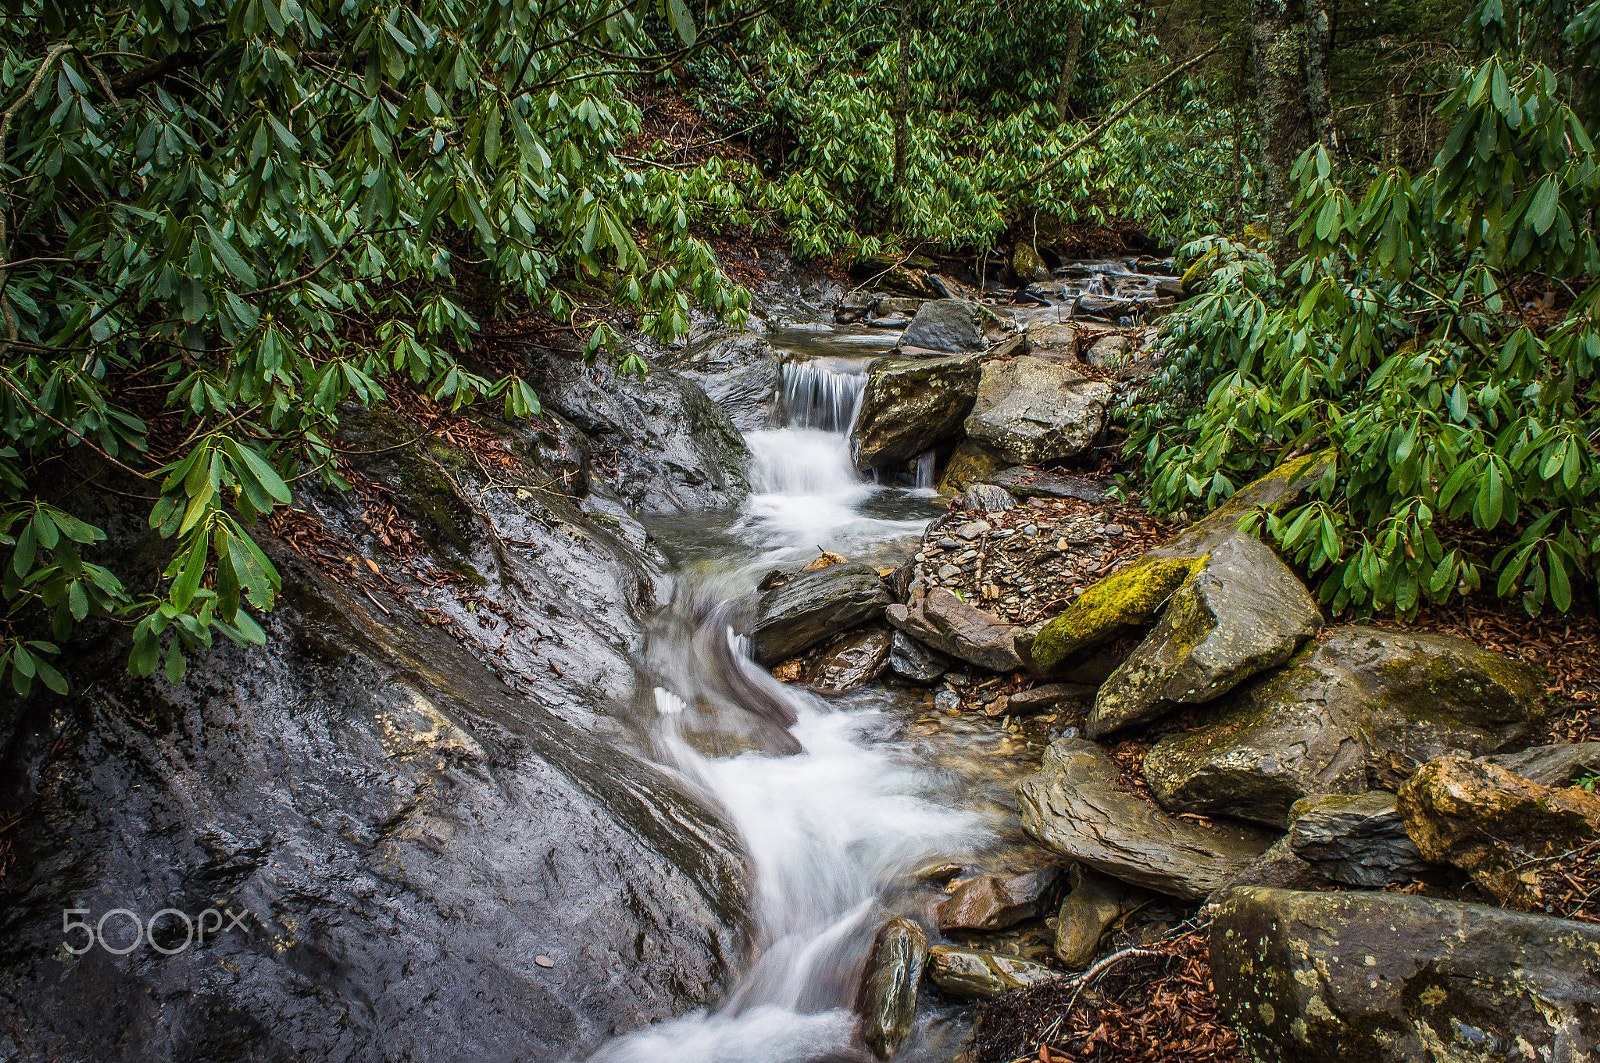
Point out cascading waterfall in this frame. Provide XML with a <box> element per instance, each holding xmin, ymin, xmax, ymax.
<box><xmin>590</xmin><ymin>339</ymin><xmax>979</xmax><ymax>1063</ymax></box>
<box><xmin>781</xmin><ymin>358</ymin><xmax>868</xmax><ymax>433</ymax></box>
<box><xmin>913</xmin><ymin>450</ymin><xmax>937</xmax><ymax>491</ymax></box>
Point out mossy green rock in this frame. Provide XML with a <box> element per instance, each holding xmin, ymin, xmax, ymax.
<box><xmin>1212</xmin><ymin>887</ymin><xmax>1600</xmax><ymax>1063</ymax></box>
<box><xmin>1144</xmin><ymin>626</ymin><xmax>1540</xmax><ymax>828</ymax></box>
<box><xmin>1024</xmin><ymin>556</ymin><xmax>1201</xmax><ymax>674</ymax></box>
<box><xmin>1088</xmin><ymin>534</ymin><xmax>1322</xmax><ymax>739</ymax></box>
<box><xmin>849</xmin><ymin>354</ymin><xmax>982</xmax><ymax>470</ymax></box>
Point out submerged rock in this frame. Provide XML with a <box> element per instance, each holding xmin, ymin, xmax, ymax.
<box><xmin>1088</xmin><ymin>535</ymin><xmax>1322</xmax><ymax>739</ymax></box>
<box><xmin>937</xmin><ymin>866</ymin><xmax>1065</xmax><ymax>932</ymax></box>
<box><xmin>899</xmin><ymin>299</ymin><xmax>991</xmax><ymax>352</ymax></box>
<box><xmin>888</xmin><ymin>631</ymin><xmax>950</xmax><ymax>683</ymax></box>
<box><xmin>1023</xmin><ymin>557</ymin><xmax>1201</xmax><ymax>674</ymax></box>
<box><xmin>1212</xmin><ymin>887</ymin><xmax>1600</xmax><ymax>1063</ymax></box>
<box><xmin>926</xmin><ymin>946</ymin><xmax>1058</xmax><ymax>1001</ymax></box>
<box><xmin>1016</xmin><ymin>739</ymin><xmax>1275</xmax><ymax>900</ymax></box>
<box><xmin>1053</xmin><ymin>866</ymin><xmax>1126</xmax><ymax>969</ymax></box>
<box><xmin>964</xmin><ymin>355</ymin><xmax>1114</xmax><ymax>465</ymax></box>
<box><xmin>751</xmin><ymin>563</ymin><xmax>892</xmax><ymax>665</ymax></box>
<box><xmin>1286</xmin><ymin>791</ymin><xmax>1433</xmax><ymax>887</ymax></box>
<box><xmin>1398</xmin><ymin>756</ymin><xmax>1600</xmax><ymax>908</ymax></box>
<box><xmin>807</xmin><ymin>626</ymin><xmax>894</xmax><ymax>695</ymax></box>
<box><xmin>849</xmin><ymin>355</ymin><xmax>981</xmax><ymax>471</ymax></box>
<box><xmin>887</xmin><ymin>587</ymin><xmax>1025</xmax><ymax>672</ymax></box>
<box><xmin>1143</xmin><ymin>627</ymin><xmax>1539</xmax><ymax>827</ymax></box>
<box><xmin>856</xmin><ymin>917</ymin><xmax>928</xmax><ymax>1060</ymax></box>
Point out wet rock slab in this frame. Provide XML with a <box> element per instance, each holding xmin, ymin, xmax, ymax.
<box><xmin>1212</xmin><ymin>887</ymin><xmax>1600</xmax><ymax>1063</ymax></box>
<box><xmin>751</xmin><ymin>562</ymin><xmax>891</xmax><ymax>664</ymax></box>
<box><xmin>1016</xmin><ymin>738</ymin><xmax>1275</xmax><ymax>900</ymax></box>
<box><xmin>850</xmin><ymin>354</ymin><xmax>981</xmax><ymax>470</ymax></box>
<box><xmin>857</xmin><ymin>917</ymin><xmax>928</xmax><ymax>1059</ymax></box>
<box><xmin>1286</xmin><ymin>791</ymin><xmax>1433</xmax><ymax>887</ymax></box>
<box><xmin>888</xmin><ymin>587</ymin><xmax>1024</xmax><ymax>672</ymax></box>
<box><xmin>937</xmin><ymin>866</ymin><xmax>1064</xmax><ymax>932</ymax></box>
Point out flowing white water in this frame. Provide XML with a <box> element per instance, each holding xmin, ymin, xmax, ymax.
<box><xmin>591</xmin><ymin>345</ymin><xmax>986</xmax><ymax>1063</ymax></box>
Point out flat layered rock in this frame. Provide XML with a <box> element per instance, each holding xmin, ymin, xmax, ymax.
<box><xmin>936</xmin><ymin>866</ymin><xmax>1064</xmax><ymax>932</ymax></box>
<box><xmin>978</xmin><ymin>466</ymin><xmax>1109</xmax><ymax>503</ymax></box>
<box><xmin>1484</xmin><ymin>742</ymin><xmax>1600</xmax><ymax>786</ymax></box>
<box><xmin>1286</xmin><ymin>791</ymin><xmax>1433</xmax><ymax>887</ymax></box>
<box><xmin>1017</xmin><ymin>739</ymin><xmax>1275</xmax><ymax>900</ymax></box>
<box><xmin>926</xmin><ymin>946</ymin><xmax>1059</xmax><ymax>1001</ymax></box>
<box><xmin>887</xmin><ymin>587</ymin><xmax>1024</xmax><ymax>672</ymax></box>
<box><xmin>899</xmin><ymin>298</ymin><xmax>989</xmax><ymax>352</ymax></box>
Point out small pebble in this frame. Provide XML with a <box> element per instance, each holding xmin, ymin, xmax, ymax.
<box><xmin>939</xmin><ymin>537</ymin><xmax>960</xmax><ymax>549</ymax></box>
<box><xmin>1023</xmin><ymin>524</ymin><xmax>1037</xmax><ymax>537</ymax></box>
<box><xmin>938</xmin><ymin>564</ymin><xmax>959</xmax><ymax>579</ymax></box>
<box><xmin>535</xmin><ymin>956</ymin><xmax>555</xmax><ymax>968</ymax></box>
<box><xmin>956</xmin><ymin>550</ymin><xmax>977</xmax><ymax>562</ymax></box>
<box><xmin>1105</xmin><ymin>524</ymin><xmax>1124</xmax><ymax>537</ymax></box>
<box><xmin>957</xmin><ymin>520</ymin><xmax>991</xmax><ymax>540</ymax></box>
<box><xmin>991</xmin><ymin>528</ymin><xmax>1014</xmax><ymax>539</ymax></box>
<box><xmin>935</xmin><ymin>689</ymin><xmax>961</xmax><ymax>713</ymax></box>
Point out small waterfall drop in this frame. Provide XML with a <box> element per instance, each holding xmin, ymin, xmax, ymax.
<box><xmin>781</xmin><ymin>359</ymin><xmax>868</xmax><ymax>433</ymax></box>
<box><xmin>913</xmin><ymin>450</ymin><xmax>937</xmax><ymax>491</ymax></box>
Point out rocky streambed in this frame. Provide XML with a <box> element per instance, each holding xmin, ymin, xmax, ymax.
<box><xmin>3</xmin><ymin>255</ymin><xmax>1599</xmax><ymax>1063</ymax></box>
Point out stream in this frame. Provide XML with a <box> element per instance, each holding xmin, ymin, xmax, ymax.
<box><xmin>591</xmin><ymin>330</ymin><xmax>1026</xmax><ymax>1063</ymax></box>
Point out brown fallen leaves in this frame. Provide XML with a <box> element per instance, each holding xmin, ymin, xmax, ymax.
<box><xmin>973</xmin><ymin>932</ymin><xmax>1242</xmax><ymax>1063</ymax></box>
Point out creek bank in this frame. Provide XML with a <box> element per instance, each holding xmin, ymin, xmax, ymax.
<box><xmin>0</xmin><ymin>349</ymin><xmax>759</xmax><ymax>1063</ymax></box>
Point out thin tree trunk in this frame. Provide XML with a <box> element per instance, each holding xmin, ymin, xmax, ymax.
<box><xmin>1053</xmin><ymin>7</ymin><xmax>1085</xmax><ymax>125</ymax></box>
<box><xmin>1306</xmin><ymin>0</ymin><xmax>1336</xmax><ymax>156</ymax></box>
<box><xmin>1250</xmin><ymin>0</ymin><xmax>1313</xmax><ymax>267</ymax></box>
<box><xmin>893</xmin><ymin>0</ymin><xmax>911</xmax><ymax>194</ymax></box>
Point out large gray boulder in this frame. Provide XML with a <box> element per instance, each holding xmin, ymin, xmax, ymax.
<box><xmin>1088</xmin><ymin>535</ymin><xmax>1322</xmax><ymax>739</ymax></box>
<box><xmin>662</xmin><ymin>329</ymin><xmax>781</xmax><ymax>432</ymax></box>
<box><xmin>886</xmin><ymin>587</ymin><xmax>1025</xmax><ymax>672</ymax></box>
<box><xmin>899</xmin><ymin>298</ymin><xmax>989</xmax><ymax>352</ymax></box>
<box><xmin>526</xmin><ymin>347</ymin><xmax>750</xmax><ymax>512</ymax></box>
<box><xmin>1016</xmin><ymin>739</ymin><xmax>1276</xmax><ymax>900</ymax></box>
<box><xmin>964</xmin><ymin>355</ymin><xmax>1114</xmax><ymax>464</ymax></box>
<box><xmin>849</xmin><ymin>354</ymin><xmax>981</xmax><ymax>470</ymax></box>
<box><xmin>750</xmin><ymin>563</ymin><xmax>891</xmax><ymax>664</ymax></box>
<box><xmin>1212</xmin><ymin>888</ymin><xmax>1600</xmax><ymax>1063</ymax></box>
<box><xmin>1143</xmin><ymin>626</ymin><xmax>1540</xmax><ymax>827</ymax></box>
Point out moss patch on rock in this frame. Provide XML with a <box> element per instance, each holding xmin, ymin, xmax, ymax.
<box><xmin>1025</xmin><ymin>556</ymin><xmax>1201</xmax><ymax>673</ymax></box>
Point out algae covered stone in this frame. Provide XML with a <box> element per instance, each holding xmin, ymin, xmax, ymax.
<box><xmin>1088</xmin><ymin>534</ymin><xmax>1322</xmax><ymax>739</ymax></box>
<box><xmin>1211</xmin><ymin>887</ymin><xmax>1600</xmax><ymax>1063</ymax></box>
<box><xmin>1024</xmin><ymin>556</ymin><xmax>1200</xmax><ymax>674</ymax></box>
<box><xmin>849</xmin><ymin>354</ymin><xmax>982</xmax><ymax>470</ymax></box>
<box><xmin>1149</xmin><ymin>448</ymin><xmax>1337</xmax><ymax>559</ymax></box>
<box><xmin>1143</xmin><ymin>626</ymin><xmax>1539</xmax><ymax>827</ymax></box>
